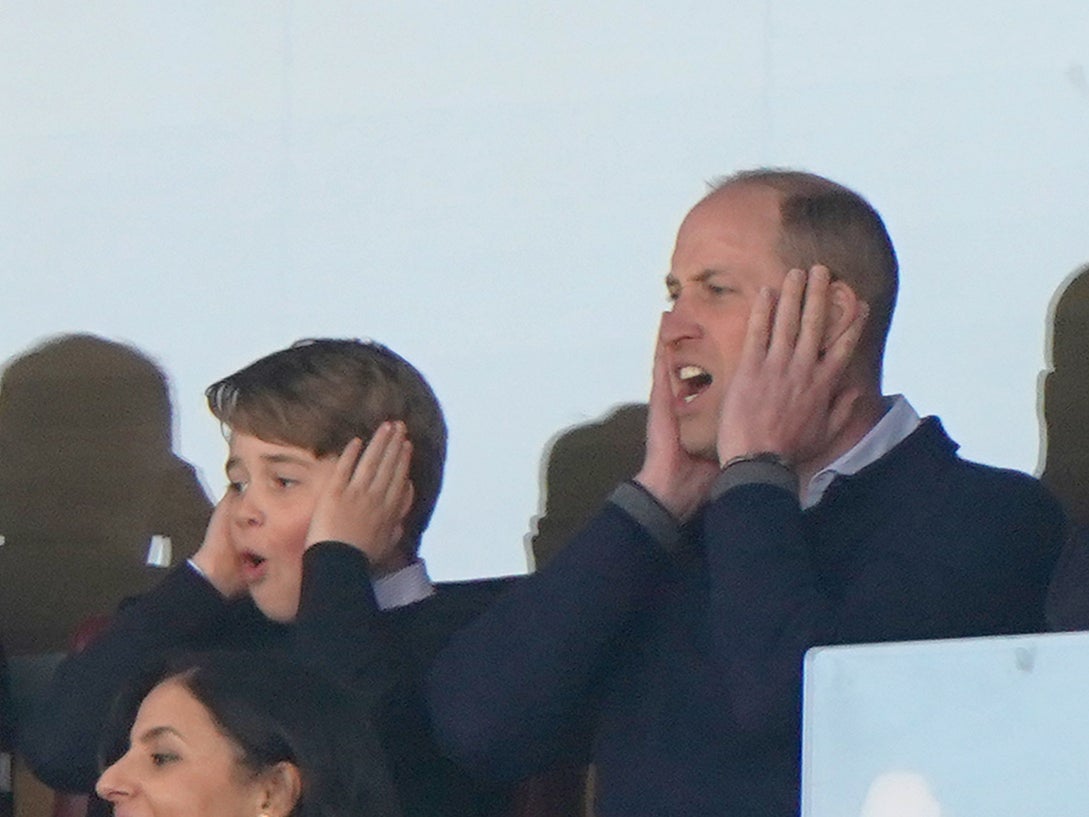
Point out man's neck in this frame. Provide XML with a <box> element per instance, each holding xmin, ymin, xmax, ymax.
<box><xmin>794</xmin><ymin>389</ymin><xmax>887</xmax><ymax>489</ymax></box>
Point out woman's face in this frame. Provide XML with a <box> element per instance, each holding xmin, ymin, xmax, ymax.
<box><xmin>96</xmin><ymin>680</ymin><xmax>284</xmax><ymax>817</ymax></box>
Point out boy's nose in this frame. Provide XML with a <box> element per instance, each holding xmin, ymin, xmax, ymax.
<box><xmin>232</xmin><ymin>489</ymin><xmax>265</xmax><ymax>527</ymax></box>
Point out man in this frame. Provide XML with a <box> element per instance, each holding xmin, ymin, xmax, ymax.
<box><xmin>427</xmin><ymin>169</ymin><xmax>1066</xmax><ymax>816</ymax></box>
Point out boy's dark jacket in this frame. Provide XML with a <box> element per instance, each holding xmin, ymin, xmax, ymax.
<box><xmin>22</xmin><ymin>542</ymin><xmax>518</xmax><ymax>817</ymax></box>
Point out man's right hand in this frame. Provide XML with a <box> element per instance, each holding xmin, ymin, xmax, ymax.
<box><xmin>634</xmin><ymin>313</ymin><xmax>720</xmax><ymax>521</ymax></box>
<box><xmin>190</xmin><ymin>495</ymin><xmax>248</xmax><ymax>598</ymax></box>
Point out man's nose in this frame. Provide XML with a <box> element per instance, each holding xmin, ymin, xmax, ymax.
<box><xmin>660</xmin><ymin>300</ymin><xmax>701</xmax><ymax>345</ymax></box>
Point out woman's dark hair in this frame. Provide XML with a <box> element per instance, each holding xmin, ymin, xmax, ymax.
<box><xmin>100</xmin><ymin>651</ymin><xmax>402</xmax><ymax>817</ymax></box>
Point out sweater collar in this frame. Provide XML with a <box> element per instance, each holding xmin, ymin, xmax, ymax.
<box><xmin>803</xmin><ymin>396</ymin><xmax>922</xmax><ymax>509</ymax></box>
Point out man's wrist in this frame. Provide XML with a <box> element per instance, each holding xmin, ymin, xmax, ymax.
<box><xmin>712</xmin><ymin>455</ymin><xmax>799</xmax><ymax>500</ymax></box>
<box><xmin>720</xmin><ymin>451</ymin><xmax>792</xmax><ymax>470</ymax></box>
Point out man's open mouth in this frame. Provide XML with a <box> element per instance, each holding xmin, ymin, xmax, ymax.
<box><xmin>677</xmin><ymin>365</ymin><xmax>713</xmax><ymax>403</ymax></box>
<box><xmin>241</xmin><ymin>551</ymin><xmax>267</xmax><ymax>570</ymax></box>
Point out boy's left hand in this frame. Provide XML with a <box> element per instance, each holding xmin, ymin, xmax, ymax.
<box><xmin>306</xmin><ymin>421</ymin><xmax>415</xmax><ymax>575</ymax></box>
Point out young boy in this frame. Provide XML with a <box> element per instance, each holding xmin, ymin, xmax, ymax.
<box><xmin>22</xmin><ymin>338</ymin><xmax>513</xmax><ymax>817</ymax></box>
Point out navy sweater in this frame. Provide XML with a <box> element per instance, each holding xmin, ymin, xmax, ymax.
<box><xmin>22</xmin><ymin>543</ymin><xmax>515</xmax><ymax>817</ymax></box>
<box><xmin>428</xmin><ymin>419</ymin><xmax>1065</xmax><ymax>817</ymax></box>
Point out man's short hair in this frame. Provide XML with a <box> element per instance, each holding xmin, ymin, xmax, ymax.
<box><xmin>713</xmin><ymin>168</ymin><xmax>899</xmax><ymax>376</ymax></box>
<box><xmin>205</xmin><ymin>339</ymin><xmax>446</xmax><ymax>551</ymax></box>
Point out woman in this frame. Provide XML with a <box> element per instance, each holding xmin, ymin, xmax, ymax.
<box><xmin>96</xmin><ymin>652</ymin><xmax>402</xmax><ymax>817</ymax></box>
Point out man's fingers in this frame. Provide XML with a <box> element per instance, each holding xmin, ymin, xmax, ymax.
<box><xmin>767</xmin><ymin>267</ymin><xmax>807</xmax><ymax>363</ymax></box>
<box><xmin>821</xmin><ymin>301</ymin><xmax>869</xmax><ymax>372</ymax></box>
<box><xmin>649</xmin><ymin>313</ymin><xmax>673</xmax><ymax>411</ymax></box>
<box><xmin>739</xmin><ymin>284</ymin><xmax>776</xmax><ymax>369</ymax></box>
<box><xmin>793</xmin><ymin>266</ymin><xmax>831</xmax><ymax>364</ymax></box>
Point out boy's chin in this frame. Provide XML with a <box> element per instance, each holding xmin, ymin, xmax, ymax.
<box><xmin>250</xmin><ymin>587</ymin><xmax>301</xmax><ymax>623</ymax></box>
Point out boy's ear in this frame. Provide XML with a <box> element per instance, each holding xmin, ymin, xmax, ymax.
<box><xmin>822</xmin><ymin>280</ymin><xmax>863</xmax><ymax>352</ymax></box>
<box><xmin>257</xmin><ymin>762</ymin><xmax>302</xmax><ymax>817</ymax></box>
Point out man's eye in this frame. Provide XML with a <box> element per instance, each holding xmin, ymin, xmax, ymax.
<box><xmin>275</xmin><ymin>477</ymin><xmax>297</xmax><ymax>489</ymax></box>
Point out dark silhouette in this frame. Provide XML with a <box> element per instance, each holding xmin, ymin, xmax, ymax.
<box><xmin>530</xmin><ymin>404</ymin><xmax>647</xmax><ymax>570</ymax></box>
<box><xmin>0</xmin><ymin>334</ymin><xmax>211</xmax><ymax>655</ymax></box>
<box><xmin>1041</xmin><ymin>264</ymin><xmax>1089</xmax><ymax>527</ymax></box>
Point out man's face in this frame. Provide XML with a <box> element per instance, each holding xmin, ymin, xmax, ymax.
<box><xmin>224</xmin><ymin>432</ymin><xmax>338</xmax><ymax>622</ymax></box>
<box><xmin>663</xmin><ymin>184</ymin><xmax>790</xmax><ymax>459</ymax></box>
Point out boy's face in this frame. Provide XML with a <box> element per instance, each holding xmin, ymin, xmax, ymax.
<box><xmin>224</xmin><ymin>431</ymin><xmax>337</xmax><ymax>622</ymax></box>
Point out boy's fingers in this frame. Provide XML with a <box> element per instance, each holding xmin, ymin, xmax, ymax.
<box><xmin>348</xmin><ymin>422</ymin><xmax>396</xmax><ymax>487</ymax></box>
<box><xmin>384</xmin><ymin>440</ymin><xmax>413</xmax><ymax>505</ymax></box>
<box><xmin>333</xmin><ymin>436</ymin><xmax>365</xmax><ymax>485</ymax></box>
<box><xmin>350</xmin><ymin>421</ymin><xmax>407</xmax><ymax>491</ymax></box>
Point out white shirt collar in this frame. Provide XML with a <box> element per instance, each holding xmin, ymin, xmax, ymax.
<box><xmin>802</xmin><ymin>395</ymin><xmax>921</xmax><ymax>509</ymax></box>
<box><xmin>372</xmin><ymin>558</ymin><xmax>435</xmax><ymax>610</ymax></box>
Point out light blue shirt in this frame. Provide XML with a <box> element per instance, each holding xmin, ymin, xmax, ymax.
<box><xmin>802</xmin><ymin>395</ymin><xmax>922</xmax><ymax>509</ymax></box>
<box><xmin>187</xmin><ymin>553</ymin><xmax>434</xmax><ymax>612</ymax></box>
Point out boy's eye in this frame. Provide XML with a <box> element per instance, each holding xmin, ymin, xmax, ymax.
<box><xmin>150</xmin><ymin>752</ymin><xmax>179</xmax><ymax>767</ymax></box>
<box><xmin>227</xmin><ymin>480</ymin><xmax>247</xmax><ymax>494</ymax></box>
<box><xmin>275</xmin><ymin>476</ymin><xmax>298</xmax><ymax>489</ymax></box>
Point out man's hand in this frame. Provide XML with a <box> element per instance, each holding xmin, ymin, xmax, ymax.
<box><xmin>634</xmin><ymin>314</ymin><xmax>720</xmax><ymax>521</ymax></box>
<box><xmin>306</xmin><ymin>421</ymin><xmax>415</xmax><ymax>576</ymax></box>
<box><xmin>191</xmin><ymin>495</ymin><xmax>248</xmax><ymax>598</ymax></box>
<box><xmin>716</xmin><ymin>265</ymin><xmax>868</xmax><ymax>469</ymax></box>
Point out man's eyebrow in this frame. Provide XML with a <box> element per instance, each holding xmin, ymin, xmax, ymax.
<box><xmin>665</xmin><ymin>269</ymin><xmax>727</xmax><ymax>287</ymax></box>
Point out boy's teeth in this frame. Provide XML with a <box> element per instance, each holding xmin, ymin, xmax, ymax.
<box><xmin>684</xmin><ymin>393</ymin><xmax>699</xmax><ymax>403</ymax></box>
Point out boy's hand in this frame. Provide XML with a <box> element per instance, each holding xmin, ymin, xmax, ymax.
<box><xmin>634</xmin><ymin>313</ymin><xmax>720</xmax><ymax>521</ymax></box>
<box><xmin>191</xmin><ymin>495</ymin><xmax>248</xmax><ymax>598</ymax></box>
<box><xmin>306</xmin><ymin>421</ymin><xmax>415</xmax><ymax>576</ymax></box>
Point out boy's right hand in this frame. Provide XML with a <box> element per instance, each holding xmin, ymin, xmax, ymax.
<box><xmin>190</xmin><ymin>496</ymin><xmax>248</xmax><ymax>598</ymax></box>
<box><xmin>306</xmin><ymin>421</ymin><xmax>415</xmax><ymax>576</ymax></box>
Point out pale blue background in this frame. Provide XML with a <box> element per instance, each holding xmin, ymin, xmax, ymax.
<box><xmin>803</xmin><ymin>632</ymin><xmax>1089</xmax><ymax>816</ymax></box>
<box><xmin>2</xmin><ymin>2</ymin><xmax>1087</xmax><ymax>578</ymax></box>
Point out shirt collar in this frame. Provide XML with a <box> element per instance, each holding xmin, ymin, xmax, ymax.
<box><xmin>802</xmin><ymin>395</ymin><xmax>921</xmax><ymax>509</ymax></box>
<box><xmin>372</xmin><ymin>558</ymin><xmax>435</xmax><ymax>611</ymax></box>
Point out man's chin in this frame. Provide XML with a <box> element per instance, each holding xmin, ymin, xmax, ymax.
<box><xmin>678</xmin><ymin>432</ymin><xmax>719</xmax><ymax>464</ymax></box>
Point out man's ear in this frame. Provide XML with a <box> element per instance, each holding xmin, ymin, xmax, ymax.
<box><xmin>257</xmin><ymin>761</ymin><xmax>302</xmax><ymax>817</ymax></box>
<box><xmin>822</xmin><ymin>280</ymin><xmax>863</xmax><ymax>352</ymax></box>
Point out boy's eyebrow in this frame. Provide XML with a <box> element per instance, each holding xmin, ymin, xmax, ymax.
<box><xmin>223</xmin><ymin>452</ymin><xmax>314</xmax><ymax>472</ymax></box>
<box><xmin>261</xmin><ymin>453</ymin><xmax>314</xmax><ymax>467</ymax></box>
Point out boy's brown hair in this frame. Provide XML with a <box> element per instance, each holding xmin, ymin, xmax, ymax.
<box><xmin>205</xmin><ymin>338</ymin><xmax>446</xmax><ymax>552</ymax></box>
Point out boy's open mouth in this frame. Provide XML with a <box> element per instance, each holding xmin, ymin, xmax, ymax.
<box><xmin>676</xmin><ymin>365</ymin><xmax>713</xmax><ymax>403</ymax></box>
<box><xmin>240</xmin><ymin>553</ymin><xmax>267</xmax><ymax>570</ymax></box>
